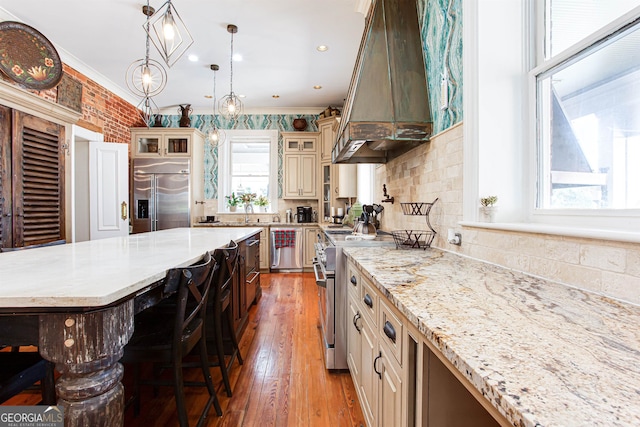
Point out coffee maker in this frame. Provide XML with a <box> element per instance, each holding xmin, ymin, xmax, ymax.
<box><xmin>297</xmin><ymin>206</ymin><xmax>312</xmax><ymax>223</ymax></box>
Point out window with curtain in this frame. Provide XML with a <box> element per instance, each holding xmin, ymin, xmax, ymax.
<box><xmin>217</xmin><ymin>130</ymin><xmax>278</xmax><ymax>213</ymax></box>
<box><xmin>534</xmin><ymin>1</ymin><xmax>640</xmax><ymax>213</ymax></box>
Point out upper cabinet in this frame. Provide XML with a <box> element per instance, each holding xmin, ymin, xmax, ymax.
<box><xmin>282</xmin><ymin>132</ymin><xmax>319</xmax><ymax>153</ymax></box>
<box><xmin>131</xmin><ymin>128</ymin><xmax>198</xmax><ymax>158</ymax></box>
<box><xmin>282</xmin><ymin>132</ymin><xmax>319</xmax><ymax>199</ymax></box>
<box><xmin>318</xmin><ymin>117</ymin><xmax>338</xmax><ymax>163</ymax></box>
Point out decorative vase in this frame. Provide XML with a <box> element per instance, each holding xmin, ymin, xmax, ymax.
<box><xmin>178</xmin><ymin>104</ymin><xmax>192</xmax><ymax>128</ymax></box>
<box><xmin>152</xmin><ymin>114</ymin><xmax>163</xmax><ymax>127</ymax></box>
<box><xmin>480</xmin><ymin>206</ymin><xmax>497</xmax><ymax>222</ymax></box>
<box><xmin>292</xmin><ymin>118</ymin><xmax>307</xmax><ymax>131</ymax></box>
<box><xmin>229</xmin><ymin>205</ymin><xmax>237</xmax><ymax>212</ymax></box>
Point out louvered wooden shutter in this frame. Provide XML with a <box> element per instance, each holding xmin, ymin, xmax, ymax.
<box><xmin>0</xmin><ymin>106</ymin><xmax>11</xmax><ymax>248</ymax></box>
<box><xmin>12</xmin><ymin>111</ymin><xmax>65</xmax><ymax>248</ymax></box>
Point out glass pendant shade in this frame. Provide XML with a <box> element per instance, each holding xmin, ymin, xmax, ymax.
<box><xmin>219</xmin><ymin>24</ymin><xmax>243</xmax><ymax>121</ymax></box>
<box><xmin>126</xmin><ymin>58</ymin><xmax>167</xmax><ymax>97</ymax></box>
<box><xmin>147</xmin><ymin>0</ymin><xmax>194</xmax><ymax>67</ymax></box>
<box><xmin>206</xmin><ymin>64</ymin><xmax>226</xmax><ymax>147</ymax></box>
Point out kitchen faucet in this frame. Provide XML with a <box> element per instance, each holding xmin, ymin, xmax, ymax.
<box><xmin>272</xmin><ymin>213</ymin><xmax>281</xmax><ymax>223</ymax></box>
<box><xmin>245</xmin><ymin>204</ymin><xmax>253</xmax><ymax>223</ymax></box>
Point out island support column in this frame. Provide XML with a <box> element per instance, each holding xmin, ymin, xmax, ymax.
<box><xmin>39</xmin><ymin>301</ymin><xmax>134</xmax><ymax>426</ymax></box>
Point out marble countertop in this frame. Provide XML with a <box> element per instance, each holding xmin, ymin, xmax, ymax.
<box><xmin>194</xmin><ymin>221</ymin><xmax>318</xmax><ymax>227</ymax></box>
<box><xmin>0</xmin><ymin>227</ymin><xmax>261</xmax><ymax>309</ymax></box>
<box><xmin>342</xmin><ymin>247</ymin><xmax>640</xmax><ymax>427</ymax></box>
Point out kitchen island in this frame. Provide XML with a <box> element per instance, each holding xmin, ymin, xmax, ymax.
<box><xmin>0</xmin><ymin>227</ymin><xmax>261</xmax><ymax>426</ymax></box>
<box><xmin>342</xmin><ymin>246</ymin><xmax>640</xmax><ymax>427</ymax></box>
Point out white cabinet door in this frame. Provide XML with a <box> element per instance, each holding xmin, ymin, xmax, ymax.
<box><xmin>379</xmin><ymin>345</ymin><xmax>403</xmax><ymax>427</ymax></box>
<box><xmin>283</xmin><ymin>153</ymin><xmax>317</xmax><ymax>199</ymax></box>
<box><xmin>360</xmin><ymin>316</ymin><xmax>378</xmax><ymax>427</ymax></box>
<box><xmin>347</xmin><ymin>295</ymin><xmax>362</xmax><ymax>386</ymax></box>
<box><xmin>299</xmin><ymin>153</ymin><xmax>317</xmax><ymax>198</ymax></box>
<box><xmin>89</xmin><ymin>141</ymin><xmax>129</xmax><ymax>240</ymax></box>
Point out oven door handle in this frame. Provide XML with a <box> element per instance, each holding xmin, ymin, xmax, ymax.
<box><xmin>313</xmin><ymin>261</ymin><xmax>327</xmax><ymax>288</ymax></box>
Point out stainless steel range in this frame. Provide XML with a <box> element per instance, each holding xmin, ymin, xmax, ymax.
<box><xmin>313</xmin><ymin>228</ymin><xmax>395</xmax><ymax>370</ymax></box>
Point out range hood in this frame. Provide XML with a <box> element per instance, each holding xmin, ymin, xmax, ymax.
<box><xmin>332</xmin><ymin>0</ymin><xmax>432</xmax><ymax>164</ymax></box>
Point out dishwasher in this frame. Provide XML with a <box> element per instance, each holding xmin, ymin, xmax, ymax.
<box><xmin>270</xmin><ymin>227</ymin><xmax>303</xmax><ymax>271</ymax></box>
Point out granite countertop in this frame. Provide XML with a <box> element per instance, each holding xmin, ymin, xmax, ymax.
<box><xmin>342</xmin><ymin>246</ymin><xmax>640</xmax><ymax>427</ymax></box>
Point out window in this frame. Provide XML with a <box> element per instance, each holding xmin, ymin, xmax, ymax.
<box><xmin>217</xmin><ymin>130</ymin><xmax>278</xmax><ymax>213</ymax></box>
<box><xmin>534</xmin><ymin>2</ymin><xmax>640</xmax><ymax>216</ymax></box>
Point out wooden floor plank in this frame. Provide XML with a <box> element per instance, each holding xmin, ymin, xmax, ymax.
<box><xmin>2</xmin><ymin>273</ymin><xmax>365</xmax><ymax>427</ymax></box>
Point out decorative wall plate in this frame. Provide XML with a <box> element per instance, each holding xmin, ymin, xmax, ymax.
<box><xmin>0</xmin><ymin>21</ymin><xmax>63</xmax><ymax>90</ymax></box>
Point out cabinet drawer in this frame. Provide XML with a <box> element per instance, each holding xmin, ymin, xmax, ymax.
<box><xmin>359</xmin><ymin>276</ymin><xmax>378</xmax><ymax>327</ymax></box>
<box><xmin>347</xmin><ymin>263</ymin><xmax>360</xmax><ymax>298</ymax></box>
<box><xmin>379</xmin><ymin>299</ymin><xmax>403</xmax><ymax>366</ymax></box>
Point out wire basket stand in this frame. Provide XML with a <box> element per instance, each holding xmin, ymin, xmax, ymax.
<box><xmin>392</xmin><ymin>198</ymin><xmax>438</xmax><ymax>250</ymax></box>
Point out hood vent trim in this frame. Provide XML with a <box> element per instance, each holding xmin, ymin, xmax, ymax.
<box><xmin>333</xmin><ymin>0</ymin><xmax>432</xmax><ymax>164</ymax></box>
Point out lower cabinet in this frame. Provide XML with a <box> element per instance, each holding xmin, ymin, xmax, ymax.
<box><xmin>346</xmin><ymin>259</ymin><xmax>503</xmax><ymax>427</ymax></box>
<box><xmin>259</xmin><ymin>227</ymin><xmax>269</xmax><ymax>271</ymax></box>
<box><xmin>302</xmin><ymin>226</ymin><xmax>319</xmax><ymax>270</ymax></box>
<box><xmin>348</xmin><ymin>268</ymin><xmax>404</xmax><ymax>427</ymax></box>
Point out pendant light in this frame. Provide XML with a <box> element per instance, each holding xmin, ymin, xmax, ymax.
<box><xmin>146</xmin><ymin>0</ymin><xmax>193</xmax><ymax>67</ymax></box>
<box><xmin>219</xmin><ymin>24</ymin><xmax>243</xmax><ymax>120</ymax></box>
<box><xmin>206</xmin><ymin>64</ymin><xmax>226</xmax><ymax>147</ymax></box>
<box><xmin>126</xmin><ymin>1</ymin><xmax>168</xmax><ymax>126</ymax></box>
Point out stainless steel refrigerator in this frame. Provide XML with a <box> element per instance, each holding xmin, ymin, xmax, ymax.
<box><xmin>132</xmin><ymin>158</ymin><xmax>191</xmax><ymax>234</ymax></box>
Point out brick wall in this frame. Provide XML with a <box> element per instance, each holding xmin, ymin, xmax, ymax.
<box><xmin>1</xmin><ymin>64</ymin><xmax>143</xmax><ymax>144</ymax></box>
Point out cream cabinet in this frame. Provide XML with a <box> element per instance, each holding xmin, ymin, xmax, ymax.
<box><xmin>283</xmin><ymin>132</ymin><xmax>319</xmax><ymax>199</ymax></box>
<box><xmin>347</xmin><ymin>259</ymin><xmax>503</xmax><ymax>427</ymax></box>
<box><xmin>302</xmin><ymin>226</ymin><xmax>319</xmax><ymax>269</ymax></box>
<box><xmin>318</xmin><ymin>116</ymin><xmax>337</xmax><ymax>162</ymax></box>
<box><xmin>284</xmin><ymin>153</ymin><xmax>317</xmax><ymax>198</ymax></box>
<box><xmin>130</xmin><ymin>127</ymin><xmax>205</xmax><ymax>225</ymax></box>
<box><xmin>317</xmin><ymin>118</ymin><xmax>356</xmax><ymax>222</ymax></box>
<box><xmin>131</xmin><ymin>127</ymin><xmax>199</xmax><ymax>158</ymax></box>
<box><xmin>259</xmin><ymin>227</ymin><xmax>269</xmax><ymax>271</ymax></box>
<box><xmin>347</xmin><ymin>260</ymin><xmax>406</xmax><ymax>427</ymax></box>
<box><xmin>282</xmin><ymin>132</ymin><xmax>319</xmax><ymax>153</ymax></box>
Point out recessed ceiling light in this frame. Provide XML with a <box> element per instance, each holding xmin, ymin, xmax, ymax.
<box><xmin>204</xmin><ymin>95</ymin><xmax>213</xmax><ymax>99</ymax></box>
<box><xmin>188</xmin><ymin>54</ymin><xmax>199</xmax><ymax>62</ymax></box>
<box><xmin>313</xmin><ymin>85</ymin><xmax>322</xmax><ymax>90</ymax></box>
<box><xmin>232</xmin><ymin>53</ymin><xmax>243</xmax><ymax>61</ymax></box>
<box><xmin>272</xmin><ymin>95</ymin><xmax>280</xmax><ymax>99</ymax></box>
<box><xmin>238</xmin><ymin>94</ymin><xmax>246</xmax><ymax>98</ymax></box>
<box><xmin>317</xmin><ymin>45</ymin><xmax>329</xmax><ymax>52</ymax></box>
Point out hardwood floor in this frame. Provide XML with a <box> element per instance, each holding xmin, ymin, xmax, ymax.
<box><xmin>3</xmin><ymin>273</ymin><xmax>366</xmax><ymax>427</ymax></box>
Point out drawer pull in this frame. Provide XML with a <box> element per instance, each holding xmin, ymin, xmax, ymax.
<box><xmin>350</xmin><ymin>275</ymin><xmax>357</xmax><ymax>286</ymax></box>
<box><xmin>383</xmin><ymin>320</ymin><xmax>396</xmax><ymax>343</ymax></box>
<box><xmin>373</xmin><ymin>351</ymin><xmax>382</xmax><ymax>379</ymax></box>
<box><xmin>353</xmin><ymin>312</ymin><xmax>362</xmax><ymax>333</ymax></box>
<box><xmin>363</xmin><ymin>294</ymin><xmax>373</xmax><ymax>308</ymax></box>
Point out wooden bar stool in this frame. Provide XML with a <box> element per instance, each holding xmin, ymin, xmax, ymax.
<box><xmin>121</xmin><ymin>252</ymin><xmax>221</xmax><ymax>426</ymax></box>
<box><xmin>208</xmin><ymin>240</ymin><xmax>244</xmax><ymax>397</ymax></box>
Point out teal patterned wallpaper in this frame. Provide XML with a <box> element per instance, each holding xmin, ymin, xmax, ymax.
<box><xmin>155</xmin><ymin>0</ymin><xmax>463</xmax><ymax>199</ymax></box>
<box><xmin>157</xmin><ymin>113</ymin><xmax>319</xmax><ymax>199</ymax></box>
<box><xmin>418</xmin><ymin>0</ymin><xmax>463</xmax><ymax>134</ymax></box>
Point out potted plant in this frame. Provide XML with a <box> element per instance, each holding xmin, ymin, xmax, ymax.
<box><xmin>241</xmin><ymin>193</ymin><xmax>256</xmax><ymax>213</ymax></box>
<box><xmin>480</xmin><ymin>196</ymin><xmax>498</xmax><ymax>222</ymax></box>
<box><xmin>254</xmin><ymin>195</ymin><xmax>270</xmax><ymax>212</ymax></box>
<box><xmin>225</xmin><ymin>192</ymin><xmax>241</xmax><ymax>212</ymax></box>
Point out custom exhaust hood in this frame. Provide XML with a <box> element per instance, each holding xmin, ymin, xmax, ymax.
<box><xmin>332</xmin><ymin>0</ymin><xmax>432</xmax><ymax>164</ymax></box>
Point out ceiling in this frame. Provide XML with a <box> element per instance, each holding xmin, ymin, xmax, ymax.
<box><xmin>0</xmin><ymin>0</ymin><xmax>367</xmax><ymax>114</ymax></box>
